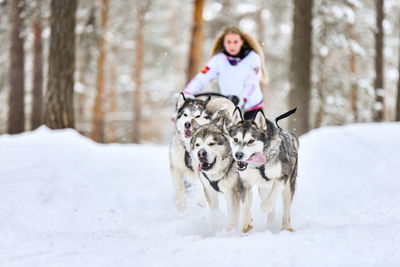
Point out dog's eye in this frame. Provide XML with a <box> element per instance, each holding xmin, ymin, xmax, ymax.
<box><xmin>195</xmin><ymin>143</ymin><xmax>200</xmax><ymax>147</ymax></box>
<box><xmin>204</xmin><ymin>115</ymin><xmax>211</xmax><ymax>120</ymax></box>
<box><xmin>183</xmin><ymin>113</ymin><xmax>188</xmax><ymax>117</ymax></box>
<box><xmin>248</xmin><ymin>139</ymin><xmax>255</xmax><ymax>144</ymax></box>
<box><xmin>233</xmin><ymin>138</ymin><xmax>238</xmax><ymax>143</ymax></box>
<box><xmin>209</xmin><ymin>142</ymin><xmax>215</xmax><ymax>146</ymax></box>
<box><xmin>195</xmin><ymin>115</ymin><xmax>200</xmax><ymax>118</ymax></box>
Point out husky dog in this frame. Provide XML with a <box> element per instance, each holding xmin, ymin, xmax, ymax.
<box><xmin>190</xmin><ymin>112</ymin><xmax>252</xmax><ymax>232</ymax></box>
<box><xmin>170</xmin><ymin>93</ymin><xmax>211</xmax><ymax>212</ymax></box>
<box><xmin>170</xmin><ymin>93</ymin><xmax>235</xmax><ymax>212</ymax></box>
<box><xmin>227</xmin><ymin>108</ymin><xmax>299</xmax><ymax>231</ymax></box>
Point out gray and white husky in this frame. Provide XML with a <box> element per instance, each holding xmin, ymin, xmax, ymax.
<box><xmin>169</xmin><ymin>93</ymin><xmax>235</xmax><ymax>212</ymax></box>
<box><xmin>227</xmin><ymin>108</ymin><xmax>299</xmax><ymax>231</ymax></box>
<box><xmin>190</xmin><ymin>112</ymin><xmax>253</xmax><ymax>232</ymax></box>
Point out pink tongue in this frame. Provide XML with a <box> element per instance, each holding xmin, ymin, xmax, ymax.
<box><xmin>185</xmin><ymin>130</ymin><xmax>192</xmax><ymax>138</ymax></box>
<box><xmin>245</xmin><ymin>152</ymin><xmax>266</xmax><ymax>165</ymax></box>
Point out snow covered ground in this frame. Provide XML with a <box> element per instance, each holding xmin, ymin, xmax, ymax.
<box><xmin>0</xmin><ymin>124</ymin><xmax>399</xmax><ymax>267</ymax></box>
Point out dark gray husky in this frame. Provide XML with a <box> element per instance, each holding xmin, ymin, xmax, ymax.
<box><xmin>227</xmin><ymin>108</ymin><xmax>299</xmax><ymax>231</ymax></box>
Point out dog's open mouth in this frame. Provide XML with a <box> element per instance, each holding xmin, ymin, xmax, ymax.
<box><xmin>198</xmin><ymin>157</ymin><xmax>216</xmax><ymax>171</ymax></box>
<box><xmin>237</xmin><ymin>161</ymin><xmax>248</xmax><ymax>171</ymax></box>
<box><xmin>184</xmin><ymin>130</ymin><xmax>192</xmax><ymax>138</ymax></box>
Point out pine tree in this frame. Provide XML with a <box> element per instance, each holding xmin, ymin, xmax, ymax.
<box><xmin>396</xmin><ymin>16</ymin><xmax>400</xmax><ymax>121</ymax></box>
<box><xmin>31</xmin><ymin>2</ymin><xmax>43</xmax><ymax>130</ymax></box>
<box><xmin>132</xmin><ymin>1</ymin><xmax>150</xmax><ymax>143</ymax></box>
<box><xmin>91</xmin><ymin>0</ymin><xmax>109</xmax><ymax>142</ymax></box>
<box><xmin>43</xmin><ymin>0</ymin><xmax>77</xmax><ymax>129</ymax></box>
<box><xmin>186</xmin><ymin>0</ymin><xmax>205</xmax><ymax>83</ymax></box>
<box><xmin>374</xmin><ymin>0</ymin><xmax>385</xmax><ymax>121</ymax></box>
<box><xmin>8</xmin><ymin>0</ymin><xmax>25</xmax><ymax>134</ymax></box>
<box><xmin>288</xmin><ymin>0</ymin><xmax>313</xmax><ymax>135</ymax></box>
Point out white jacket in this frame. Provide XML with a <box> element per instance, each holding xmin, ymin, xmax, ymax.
<box><xmin>183</xmin><ymin>50</ymin><xmax>263</xmax><ymax>112</ymax></box>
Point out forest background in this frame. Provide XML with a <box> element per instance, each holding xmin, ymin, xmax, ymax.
<box><xmin>1</xmin><ymin>0</ymin><xmax>400</xmax><ymax>144</ymax></box>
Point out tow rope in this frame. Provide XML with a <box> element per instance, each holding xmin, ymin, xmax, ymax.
<box><xmin>275</xmin><ymin>107</ymin><xmax>297</xmax><ymax>129</ymax></box>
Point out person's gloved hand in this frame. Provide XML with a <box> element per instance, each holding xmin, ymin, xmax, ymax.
<box><xmin>227</xmin><ymin>95</ymin><xmax>240</xmax><ymax>106</ymax></box>
<box><xmin>227</xmin><ymin>95</ymin><xmax>246</xmax><ymax>110</ymax></box>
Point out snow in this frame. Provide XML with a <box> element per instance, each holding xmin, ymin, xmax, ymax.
<box><xmin>1</xmin><ymin>124</ymin><xmax>400</xmax><ymax>266</ymax></box>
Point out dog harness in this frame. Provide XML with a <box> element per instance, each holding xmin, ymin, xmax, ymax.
<box><xmin>256</xmin><ymin>165</ymin><xmax>270</xmax><ymax>181</ymax></box>
<box><xmin>184</xmin><ymin>149</ymin><xmax>193</xmax><ymax>171</ymax></box>
<box><xmin>201</xmin><ymin>171</ymin><xmax>221</xmax><ymax>192</ymax></box>
<box><xmin>201</xmin><ymin>158</ymin><xmax>235</xmax><ymax>193</ymax></box>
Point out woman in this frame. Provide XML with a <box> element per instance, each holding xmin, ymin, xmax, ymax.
<box><xmin>183</xmin><ymin>26</ymin><xmax>267</xmax><ymax>120</ymax></box>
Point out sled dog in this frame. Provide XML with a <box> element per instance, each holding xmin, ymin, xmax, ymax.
<box><xmin>190</xmin><ymin>112</ymin><xmax>252</xmax><ymax>232</ymax></box>
<box><xmin>169</xmin><ymin>93</ymin><xmax>235</xmax><ymax>212</ymax></box>
<box><xmin>227</xmin><ymin>108</ymin><xmax>299</xmax><ymax>231</ymax></box>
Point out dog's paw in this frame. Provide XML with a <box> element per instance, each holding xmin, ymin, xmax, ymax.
<box><xmin>281</xmin><ymin>226</ymin><xmax>295</xmax><ymax>232</ymax></box>
<box><xmin>197</xmin><ymin>199</ymin><xmax>207</xmax><ymax>208</ymax></box>
<box><xmin>226</xmin><ymin>223</ymin><xmax>236</xmax><ymax>232</ymax></box>
<box><xmin>175</xmin><ymin>198</ymin><xmax>186</xmax><ymax>213</ymax></box>
<box><xmin>260</xmin><ymin>201</ymin><xmax>274</xmax><ymax>213</ymax></box>
<box><xmin>242</xmin><ymin>223</ymin><xmax>253</xmax><ymax>233</ymax></box>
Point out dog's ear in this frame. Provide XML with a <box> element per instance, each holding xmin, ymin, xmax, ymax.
<box><xmin>213</xmin><ymin>114</ymin><xmax>225</xmax><ymax>131</ymax></box>
<box><xmin>223</xmin><ymin>116</ymin><xmax>231</xmax><ymax>133</ymax></box>
<box><xmin>231</xmin><ymin>107</ymin><xmax>243</xmax><ymax>125</ymax></box>
<box><xmin>191</xmin><ymin>119</ymin><xmax>201</xmax><ymax>132</ymax></box>
<box><xmin>177</xmin><ymin>93</ymin><xmax>186</xmax><ymax>110</ymax></box>
<box><xmin>253</xmin><ymin>110</ymin><xmax>267</xmax><ymax>131</ymax></box>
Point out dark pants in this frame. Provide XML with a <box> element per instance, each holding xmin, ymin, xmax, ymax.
<box><xmin>244</xmin><ymin>108</ymin><xmax>263</xmax><ymax>121</ymax></box>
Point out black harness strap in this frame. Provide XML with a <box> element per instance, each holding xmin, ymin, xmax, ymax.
<box><xmin>275</xmin><ymin>107</ymin><xmax>297</xmax><ymax>129</ymax></box>
<box><xmin>201</xmin><ymin>171</ymin><xmax>221</xmax><ymax>192</ymax></box>
<box><xmin>201</xmin><ymin>158</ymin><xmax>234</xmax><ymax>193</ymax></box>
<box><xmin>195</xmin><ymin>92</ymin><xmax>240</xmax><ymax>106</ymax></box>
<box><xmin>184</xmin><ymin>150</ymin><xmax>193</xmax><ymax>171</ymax></box>
<box><xmin>256</xmin><ymin>165</ymin><xmax>270</xmax><ymax>181</ymax></box>
<box><xmin>195</xmin><ymin>92</ymin><xmax>228</xmax><ymax>99</ymax></box>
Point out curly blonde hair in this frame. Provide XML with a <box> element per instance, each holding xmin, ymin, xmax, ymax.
<box><xmin>210</xmin><ymin>26</ymin><xmax>268</xmax><ymax>82</ymax></box>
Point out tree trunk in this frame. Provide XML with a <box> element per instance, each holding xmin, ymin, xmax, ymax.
<box><xmin>76</xmin><ymin>7</ymin><xmax>96</xmax><ymax>129</ymax></box>
<box><xmin>349</xmin><ymin>5</ymin><xmax>358</xmax><ymax>122</ymax></box>
<box><xmin>31</xmin><ymin>21</ymin><xmax>43</xmax><ymax>130</ymax></box>
<box><xmin>91</xmin><ymin>0</ymin><xmax>109</xmax><ymax>143</ymax></box>
<box><xmin>8</xmin><ymin>0</ymin><xmax>25</xmax><ymax>134</ymax></box>
<box><xmin>314</xmin><ymin>58</ymin><xmax>326</xmax><ymax>128</ymax></box>
<box><xmin>256</xmin><ymin>5</ymin><xmax>266</xmax><ymax>98</ymax></box>
<box><xmin>186</xmin><ymin>0</ymin><xmax>205</xmax><ymax>83</ymax></box>
<box><xmin>256</xmin><ymin>6</ymin><xmax>266</xmax><ymax>51</ymax></box>
<box><xmin>132</xmin><ymin>6</ymin><xmax>144</xmax><ymax>143</ymax></box>
<box><xmin>169</xmin><ymin>1</ymin><xmax>181</xmax><ymax>90</ymax></box>
<box><xmin>396</xmin><ymin>16</ymin><xmax>400</xmax><ymax>121</ymax></box>
<box><xmin>350</xmin><ymin>53</ymin><xmax>358</xmax><ymax>121</ymax></box>
<box><xmin>288</xmin><ymin>0</ymin><xmax>313</xmax><ymax>136</ymax></box>
<box><xmin>374</xmin><ymin>0</ymin><xmax>385</xmax><ymax>121</ymax></box>
<box><xmin>43</xmin><ymin>0</ymin><xmax>77</xmax><ymax>129</ymax></box>
<box><xmin>107</xmin><ymin>48</ymin><xmax>117</xmax><ymax>143</ymax></box>
<box><xmin>314</xmin><ymin>15</ymin><xmax>327</xmax><ymax>129</ymax></box>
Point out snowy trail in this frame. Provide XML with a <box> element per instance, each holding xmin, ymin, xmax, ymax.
<box><xmin>0</xmin><ymin>124</ymin><xmax>399</xmax><ymax>266</ymax></box>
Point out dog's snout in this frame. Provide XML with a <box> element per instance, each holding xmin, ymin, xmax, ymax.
<box><xmin>184</xmin><ymin>121</ymin><xmax>191</xmax><ymax>129</ymax></box>
<box><xmin>235</xmin><ymin>152</ymin><xmax>244</xmax><ymax>160</ymax></box>
<box><xmin>198</xmin><ymin>149</ymin><xmax>207</xmax><ymax>162</ymax></box>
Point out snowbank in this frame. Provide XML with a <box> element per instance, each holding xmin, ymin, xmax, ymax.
<box><xmin>0</xmin><ymin>124</ymin><xmax>399</xmax><ymax>266</ymax></box>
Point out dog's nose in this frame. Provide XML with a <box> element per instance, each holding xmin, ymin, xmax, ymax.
<box><xmin>184</xmin><ymin>121</ymin><xmax>191</xmax><ymax>129</ymax></box>
<box><xmin>198</xmin><ymin>149</ymin><xmax>207</xmax><ymax>162</ymax></box>
<box><xmin>235</xmin><ymin>152</ymin><xmax>244</xmax><ymax>160</ymax></box>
